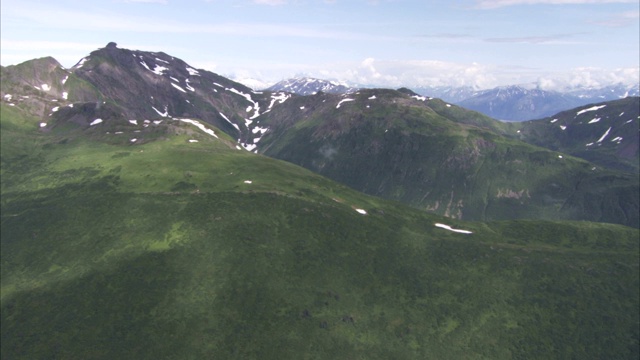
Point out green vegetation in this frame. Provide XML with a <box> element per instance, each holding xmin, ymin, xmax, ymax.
<box><xmin>259</xmin><ymin>90</ymin><xmax>639</xmax><ymax>227</ymax></box>
<box><xmin>2</xmin><ymin>103</ymin><xmax>638</xmax><ymax>359</ymax></box>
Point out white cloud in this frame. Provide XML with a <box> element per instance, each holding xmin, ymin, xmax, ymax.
<box><xmin>592</xmin><ymin>10</ymin><xmax>640</xmax><ymax>26</ymax></box>
<box><xmin>476</xmin><ymin>0</ymin><xmax>637</xmax><ymax>9</ymax></box>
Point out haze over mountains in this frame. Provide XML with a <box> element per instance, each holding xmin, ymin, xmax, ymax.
<box><xmin>1</xmin><ymin>43</ymin><xmax>638</xmax><ymax>359</ymax></box>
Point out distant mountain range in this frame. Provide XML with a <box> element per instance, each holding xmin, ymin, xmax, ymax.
<box><xmin>2</xmin><ymin>42</ymin><xmax>638</xmax><ymax>359</ymax></box>
<box><xmin>266</xmin><ymin>77</ymin><xmax>357</xmax><ymax>95</ymax></box>
<box><xmin>256</xmin><ymin>78</ymin><xmax>638</xmax><ymax>122</ymax></box>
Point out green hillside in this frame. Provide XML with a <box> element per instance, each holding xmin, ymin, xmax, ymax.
<box><xmin>258</xmin><ymin>90</ymin><xmax>639</xmax><ymax>227</ymax></box>
<box><xmin>2</xmin><ymin>103</ymin><xmax>639</xmax><ymax>359</ymax></box>
<box><xmin>510</xmin><ymin>97</ymin><xmax>640</xmax><ymax>173</ymax></box>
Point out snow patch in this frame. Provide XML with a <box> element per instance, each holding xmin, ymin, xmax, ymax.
<box><xmin>550</xmin><ymin>119</ymin><xmax>558</xmax><ymax>123</ymax></box>
<box><xmin>171</xmin><ymin>83</ymin><xmax>187</xmax><ymax>93</ymax></box>
<box><xmin>129</xmin><ymin>120</ymin><xmax>138</xmax><ymax>125</ymax></box>
<box><xmin>560</xmin><ymin>125</ymin><xmax>567</xmax><ymax>130</ymax></box>
<box><xmin>244</xmin><ymin>180</ymin><xmax>252</xmax><ymax>184</ymax></box>
<box><xmin>174</xmin><ymin>118</ymin><xmax>218</xmax><ymax>138</ymax></box>
<box><xmin>62</xmin><ymin>76</ymin><xmax>69</xmax><ymax>85</ymax></box>
<box><xmin>588</xmin><ymin>117</ymin><xmax>601</xmax><ymax>124</ymax></box>
<box><xmin>89</xmin><ymin>118</ymin><xmax>103</xmax><ymax>126</ymax></box>
<box><xmin>3</xmin><ymin>94</ymin><xmax>12</xmax><ymax>101</ymax></box>
<box><xmin>611</xmin><ymin>136</ymin><xmax>623</xmax><ymax>143</ymax></box>
<box><xmin>336</xmin><ymin>98</ymin><xmax>355</xmax><ymax>109</ymax></box>
<box><xmin>40</xmin><ymin>122</ymin><xmax>47</xmax><ymax>128</ymax></box>
<box><xmin>577</xmin><ymin>104</ymin><xmax>606</xmax><ymax>115</ymax></box>
<box><xmin>241</xmin><ymin>143</ymin><xmax>257</xmax><ymax>152</ymax></box>
<box><xmin>227</xmin><ymin>87</ymin><xmax>260</xmax><ymax>119</ymax></box>
<box><xmin>446</xmin><ymin>104</ymin><xmax>452</xmax><ymax>107</ymax></box>
<box><xmin>434</xmin><ymin>223</ymin><xmax>473</xmax><ymax>234</ymax></box>
<box><xmin>62</xmin><ymin>92</ymin><xmax>68</xmax><ymax>100</ymax></box>
<box><xmin>139</xmin><ymin>61</ymin><xmax>152</xmax><ymax>71</ymax></box>
<box><xmin>219</xmin><ymin>112</ymin><xmax>240</xmax><ymax>131</ymax></box>
<box><xmin>152</xmin><ymin>65</ymin><xmax>168</xmax><ymax>76</ymax></box>
<box><xmin>411</xmin><ymin>95</ymin><xmax>427</xmax><ymax>101</ymax></box>
<box><xmin>41</xmin><ymin>84</ymin><xmax>51</xmax><ymax>91</ymax></box>
<box><xmin>596</xmin><ymin>127</ymin><xmax>612</xmax><ymax>143</ymax></box>
<box><xmin>130</xmin><ymin>138</ymin><xmax>137</xmax><ymax>143</ymax></box>
<box><xmin>619</xmin><ymin>112</ymin><xmax>625</xmax><ymax>116</ymax></box>
<box><xmin>153</xmin><ymin>120</ymin><xmax>162</xmax><ymax>125</ymax></box>
<box><xmin>300</xmin><ymin>106</ymin><xmax>305</xmax><ymax>110</ymax></box>
<box><xmin>252</xmin><ymin>126</ymin><xmax>268</xmax><ymax>135</ymax></box>
<box><xmin>75</xmin><ymin>58</ymin><xmax>88</xmax><ymax>69</ymax></box>
<box><xmin>155</xmin><ymin>57</ymin><xmax>170</xmax><ymax>64</ymax></box>
<box><xmin>51</xmin><ymin>106</ymin><xmax>59</xmax><ymax>112</ymax></box>
<box><xmin>355</xmin><ymin>208</ymin><xmax>367</xmax><ymax>215</ymax></box>
<box><xmin>185</xmin><ymin>79</ymin><xmax>195</xmax><ymax>91</ymax></box>
<box><xmin>186</xmin><ymin>67</ymin><xmax>200</xmax><ymax>76</ymax></box>
<box><xmin>152</xmin><ymin>105</ymin><xmax>169</xmax><ymax>117</ymax></box>
<box><xmin>266</xmin><ymin>92</ymin><xmax>291</xmax><ymax>112</ymax></box>
<box><xmin>368</xmin><ymin>95</ymin><xmax>377</xmax><ymax>100</ymax></box>
<box><xmin>188</xmin><ymin>139</ymin><xmax>199</xmax><ymax>143</ymax></box>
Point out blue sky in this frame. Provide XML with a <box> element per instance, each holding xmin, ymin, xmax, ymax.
<box><xmin>1</xmin><ymin>0</ymin><xmax>638</xmax><ymax>90</ymax></box>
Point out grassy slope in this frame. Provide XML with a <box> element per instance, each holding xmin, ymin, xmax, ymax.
<box><xmin>508</xmin><ymin>97</ymin><xmax>640</xmax><ymax>174</ymax></box>
<box><xmin>259</xmin><ymin>91</ymin><xmax>639</xmax><ymax>227</ymax></box>
<box><xmin>1</xmin><ymin>104</ymin><xmax>639</xmax><ymax>359</ymax></box>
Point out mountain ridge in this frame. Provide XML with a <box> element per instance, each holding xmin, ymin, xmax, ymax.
<box><xmin>1</xmin><ymin>43</ymin><xmax>638</xmax><ymax>227</ymax></box>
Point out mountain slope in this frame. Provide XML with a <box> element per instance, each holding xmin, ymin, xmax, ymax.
<box><xmin>1</xmin><ymin>43</ymin><xmax>276</xmax><ymax>143</ymax></box>
<box><xmin>2</xmin><ymin>100</ymin><xmax>639</xmax><ymax>359</ymax></box>
<box><xmin>512</xmin><ymin>97</ymin><xmax>640</xmax><ymax>173</ymax></box>
<box><xmin>256</xmin><ymin>89</ymin><xmax>639</xmax><ymax>227</ymax></box>
<box><xmin>3</xmin><ymin>44</ymin><xmax>637</xmax><ymax>228</ymax></box>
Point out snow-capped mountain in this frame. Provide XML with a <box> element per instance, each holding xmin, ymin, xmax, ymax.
<box><xmin>411</xmin><ymin>83</ymin><xmax>639</xmax><ymax>122</ymax></box>
<box><xmin>455</xmin><ymin>85</ymin><xmax>586</xmax><ymax>121</ymax></box>
<box><xmin>566</xmin><ymin>83</ymin><xmax>640</xmax><ymax>102</ymax></box>
<box><xmin>267</xmin><ymin>77</ymin><xmax>357</xmax><ymax>95</ymax></box>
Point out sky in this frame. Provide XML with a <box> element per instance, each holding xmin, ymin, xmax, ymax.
<box><xmin>1</xmin><ymin>0</ymin><xmax>638</xmax><ymax>90</ymax></box>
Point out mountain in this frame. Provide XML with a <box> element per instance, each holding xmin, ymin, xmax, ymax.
<box><xmin>420</xmin><ymin>83</ymin><xmax>639</xmax><ymax>122</ymax></box>
<box><xmin>2</xmin><ymin>78</ymin><xmax>639</xmax><ymax>359</ymax></box>
<box><xmin>455</xmin><ymin>85</ymin><xmax>585</xmax><ymax>121</ymax></box>
<box><xmin>511</xmin><ymin>97</ymin><xmax>640</xmax><ymax>173</ymax></box>
<box><xmin>412</xmin><ymin>85</ymin><xmax>481</xmax><ymax>103</ymax></box>
<box><xmin>255</xmin><ymin>89</ymin><xmax>639</xmax><ymax>227</ymax></box>
<box><xmin>1</xmin><ymin>42</ymin><xmax>274</xmax><ymax>144</ymax></box>
<box><xmin>267</xmin><ymin>77</ymin><xmax>357</xmax><ymax>96</ymax></box>
<box><xmin>2</xmin><ymin>44</ymin><xmax>638</xmax><ymax>228</ymax></box>
<box><xmin>567</xmin><ymin>83</ymin><xmax>640</xmax><ymax>102</ymax></box>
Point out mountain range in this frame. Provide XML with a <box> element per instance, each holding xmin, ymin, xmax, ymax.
<box><xmin>267</xmin><ymin>77</ymin><xmax>357</xmax><ymax>96</ymax></box>
<box><xmin>1</xmin><ymin>43</ymin><xmax>638</xmax><ymax>359</ymax></box>
<box><xmin>258</xmin><ymin>79</ymin><xmax>638</xmax><ymax>122</ymax></box>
